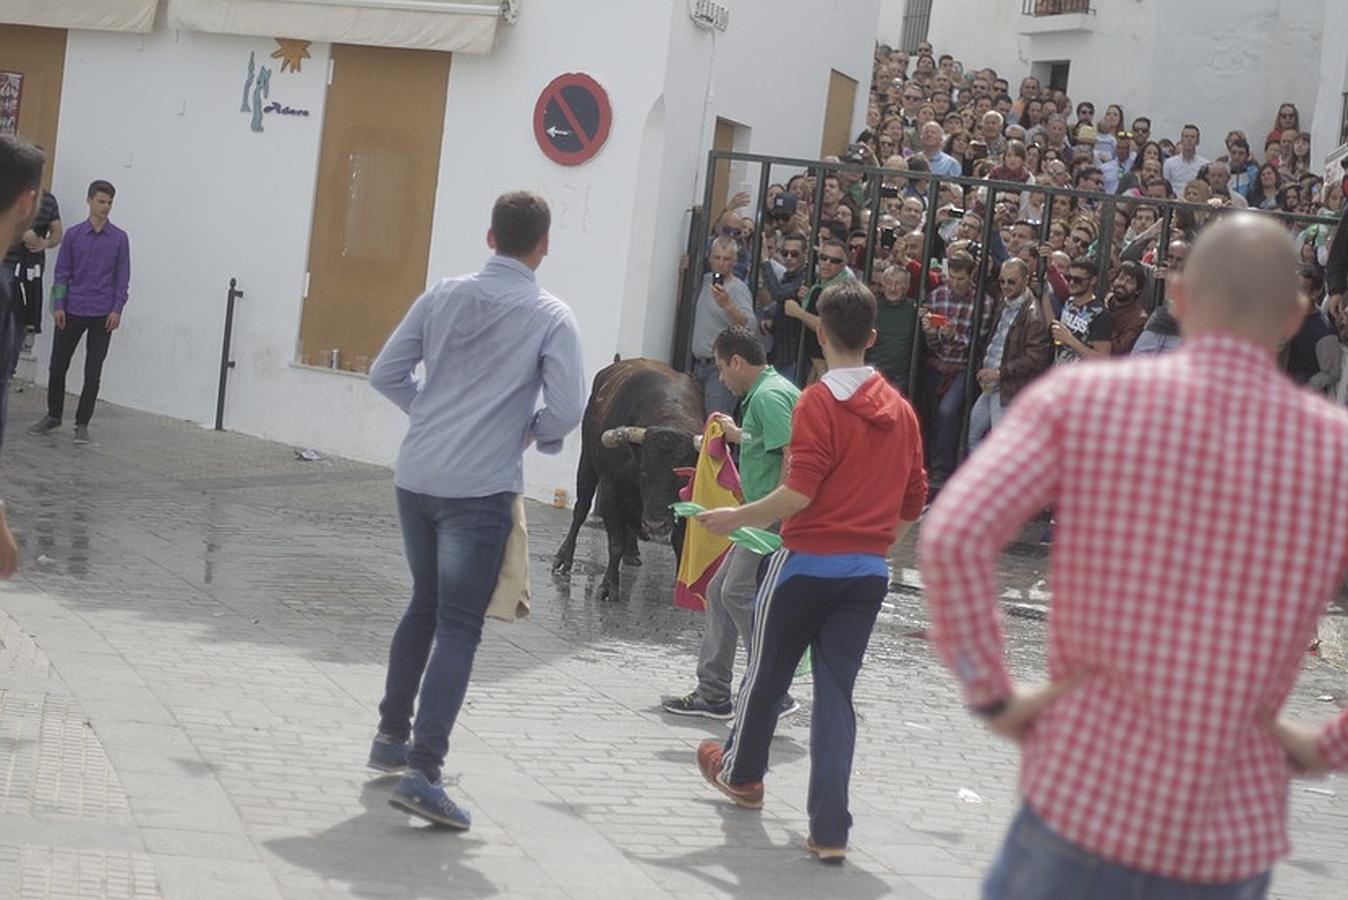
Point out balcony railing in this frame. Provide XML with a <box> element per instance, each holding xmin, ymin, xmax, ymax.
<box><xmin>1023</xmin><ymin>0</ymin><xmax>1092</xmax><ymax>14</ymax></box>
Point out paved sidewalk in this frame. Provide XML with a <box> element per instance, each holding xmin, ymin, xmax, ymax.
<box><xmin>0</xmin><ymin>384</ymin><xmax>1344</xmax><ymax>899</ymax></box>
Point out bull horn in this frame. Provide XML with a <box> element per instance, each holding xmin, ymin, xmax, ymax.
<box><xmin>693</xmin><ymin>434</ymin><xmax>704</xmax><ymax>452</ymax></box>
<box><xmin>601</xmin><ymin>426</ymin><xmax>648</xmax><ymax>448</ymax></box>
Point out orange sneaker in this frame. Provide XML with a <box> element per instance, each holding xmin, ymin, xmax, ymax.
<box><xmin>806</xmin><ymin>836</ymin><xmax>847</xmax><ymax>865</ymax></box>
<box><xmin>697</xmin><ymin>740</ymin><xmax>764</xmax><ymax>809</ymax></box>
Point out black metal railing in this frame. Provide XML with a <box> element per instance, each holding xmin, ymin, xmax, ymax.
<box><xmin>676</xmin><ymin>148</ymin><xmax>1337</xmax><ymax>462</ymax></box>
<box><xmin>1340</xmin><ymin>91</ymin><xmax>1348</xmax><ymax>147</ymax></box>
<box><xmin>215</xmin><ymin>278</ymin><xmax>242</xmax><ymax>431</ymax></box>
<box><xmin>1023</xmin><ymin>0</ymin><xmax>1092</xmax><ymax>14</ymax></box>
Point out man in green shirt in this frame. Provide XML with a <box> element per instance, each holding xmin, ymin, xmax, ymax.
<box><xmin>867</xmin><ymin>265</ymin><xmax>918</xmax><ymax>393</ymax></box>
<box><xmin>663</xmin><ymin>326</ymin><xmax>801</xmax><ymax>719</ymax></box>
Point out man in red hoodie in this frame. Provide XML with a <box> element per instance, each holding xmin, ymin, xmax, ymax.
<box><xmin>695</xmin><ymin>280</ymin><xmax>927</xmax><ymax>864</ymax></box>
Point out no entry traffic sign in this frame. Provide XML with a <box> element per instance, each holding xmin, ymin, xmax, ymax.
<box><xmin>534</xmin><ymin>72</ymin><xmax>611</xmax><ymax>166</ymax></box>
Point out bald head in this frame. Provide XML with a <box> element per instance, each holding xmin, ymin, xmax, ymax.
<box><xmin>1176</xmin><ymin>214</ymin><xmax>1304</xmax><ymax>346</ymax></box>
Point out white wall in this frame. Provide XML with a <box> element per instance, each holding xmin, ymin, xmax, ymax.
<box><xmin>926</xmin><ymin>0</ymin><xmax>1334</xmax><ymax>165</ymax></box>
<box><xmin>1310</xmin><ymin>1</ymin><xmax>1348</xmax><ymax>169</ymax></box>
<box><xmin>42</xmin><ymin>0</ymin><xmax>881</xmax><ymax>503</ymax></box>
<box><xmin>876</xmin><ymin>0</ymin><xmax>908</xmax><ymax>47</ymax></box>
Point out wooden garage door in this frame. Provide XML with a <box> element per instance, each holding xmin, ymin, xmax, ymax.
<box><xmin>297</xmin><ymin>43</ymin><xmax>450</xmax><ymax>372</ymax></box>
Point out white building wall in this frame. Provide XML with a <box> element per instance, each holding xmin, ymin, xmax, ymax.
<box><xmin>926</xmin><ymin>0</ymin><xmax>1335</xmax><ymax>165</ymax></box>
<box><xmin>876</xmin><ymin>0</ymin><xmax>909</xmax><ymax>47</ymax></box>
<box><xmin>37</xmin><ymin>0</ymin><xmax>879</xmax><ymax>503</ymax></box>
<box><xmin>1310</xmin><ymin>1</ymin><xmax>1348</xmax><ymax>169</ymax></box>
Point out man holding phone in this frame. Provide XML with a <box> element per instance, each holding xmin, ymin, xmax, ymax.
<box><xmin>691</xmin><ymin>237</ymin><xmax>754</xmax><ymax>414</ymax></box>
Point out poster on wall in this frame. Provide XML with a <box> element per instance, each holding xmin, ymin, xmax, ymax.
<box><xmin>0</xmin><ymin>72</ymin><xmax>22</xmax><ymax>136</ymax></box>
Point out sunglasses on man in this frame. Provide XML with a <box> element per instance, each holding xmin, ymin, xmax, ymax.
<box><xmin>819</xmin><ymin>254</ymin><xmax>847</xmax><ymax>265</ymax></box>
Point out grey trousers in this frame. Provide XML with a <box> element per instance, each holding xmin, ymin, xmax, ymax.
<box><xmin>695</xmin><ymin>543</ymin><xmax>764</xmax><ymax>705</ymax></box>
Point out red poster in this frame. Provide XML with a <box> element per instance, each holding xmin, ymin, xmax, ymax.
<box><xmin>0</xmin><ymin>71</ymin><xmax>21</xmax><ymax>135</ymax></box>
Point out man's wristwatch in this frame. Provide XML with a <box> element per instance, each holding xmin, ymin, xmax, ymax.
<box><xmin>971</xmin><ymin>697</ymin><xmax>1010</xmax><ymax>720</ymax></box>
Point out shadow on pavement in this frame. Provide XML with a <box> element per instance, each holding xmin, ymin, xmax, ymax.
<box><xmin>262</xmin><ymin>779</ymin><xmax>499</xmax><ymax>898</ymax></box>
<box><xmin>630</xmin><ymin>802</ymin><xmax>893</xmax><ymax>899</ymax></box>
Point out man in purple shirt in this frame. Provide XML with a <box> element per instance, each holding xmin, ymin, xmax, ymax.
<box><xmin>29</xmin><ymin>179</ymin><xmax>130</xmax><ymax>444</ymax></box>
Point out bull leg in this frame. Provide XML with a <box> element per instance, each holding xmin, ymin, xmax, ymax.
<box><xmin>623</xmin><ymin>530</ymin><xmax>642</xmax><ymax>567</ymax></box>
<box><xmin>552</xmin><ymin>449</ymin><xmax>600</xmax><ymax>576</ymax></box>
<box><xmin>596</xmin><ymin>491</ymin><xmax>627</xmax><ymax>602</ymax></box>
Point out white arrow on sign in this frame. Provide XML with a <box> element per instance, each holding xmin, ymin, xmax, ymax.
<box><xmin>546</xmin><ymin>125</ymin><xmax>573</xmax><ymax>138</ymax></box>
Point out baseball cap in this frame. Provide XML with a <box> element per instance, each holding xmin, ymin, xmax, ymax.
<box><xmin>1076</xmin><ymin>125</ymin><xmax>1098</xmax><ymax>144</ymax></box>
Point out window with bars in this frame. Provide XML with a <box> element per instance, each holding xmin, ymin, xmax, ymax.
<box><xmin>1023</xmin><ymin>0</ymin><xmax>1092</xmax><ymax>14</ymax></box>
<box><xmin>901</xmin><ymin>0</ymin><xmax>932</xmax><ymax>51</ymax></box>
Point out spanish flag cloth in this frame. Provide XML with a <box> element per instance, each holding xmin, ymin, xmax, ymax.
<box><xmin>673</xmin><ymin>416</ymin><xmax>744</xmax><ymax>611</ymax></box>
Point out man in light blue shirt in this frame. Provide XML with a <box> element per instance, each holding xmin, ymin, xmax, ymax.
<box><xmin>366</xmin><ymin>191</ymin><xmax>585</xmax><ymax>828</ymax></box>
<box><xmin>919</xmin><ymin>122</ymin><xmax>963</xmax><ymax>179</ymax></box>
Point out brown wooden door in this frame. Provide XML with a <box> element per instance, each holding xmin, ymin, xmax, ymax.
<box><xmin>820</xmin><ymin>69</ymin><xmax>858</xmax><ymax>157</ymax></box>
<box><xmin>0</xmin><ymin>24</ymin><xmax>68</xmax><ymax>190</ymax></box>
<box><xmin>298</xmin><ymin>44</ymin><xmax>450</xmax><ymax>371</ymax></box>
<box><xmin>709</xmin><ymin>117</ymin><xmax>736</xmax><ymax>217</ymax></box>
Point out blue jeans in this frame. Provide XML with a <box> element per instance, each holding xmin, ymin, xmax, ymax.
<box><xmin>921</xmin><ymin>365</ymin><xmax>967</xmax><ymax>484</ymax></box>
<box><xmin>968</xmin><ymin>388</ymin><xmax>1006</xmax><ymax>451</ymax></box>
<box><xmin>984</xmin><ymin>805</ymin><xmax>1271</xmax><ymax>900</ymax></box>
<box><xmin>378</xmin><ymin>488</ymin><xmax>513</xmax><ymax>783</ymax></box>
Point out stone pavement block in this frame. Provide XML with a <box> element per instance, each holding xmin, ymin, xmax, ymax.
<box><xmin>138</xmin><ymin>828</ymin><xmax>258</xmax><ymax>861</ymax></box>
<box><xmin>15</xmin><ymin>845</ymin><xmax>160</xmax><ymax>900</ymax></box>
<box><xmin>902</xmin><ymin>873</ymin><xmax>984</xmax><ymax>899</ymax></box>
<box><xmin>152</xmin><ymin>857</ymin><xmax>281</xmax><ymax>900</ymax></box>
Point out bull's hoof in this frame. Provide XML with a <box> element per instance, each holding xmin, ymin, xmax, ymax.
<box><xmin>597</xmin><ymin>580</ymin><xmax>622</xmax><ymax>602</ymax></box>
<box><xmin>623</xmin><ymin>553</ymin><xmax>642</xmax><ymax>567</ymax></box>
<box><xmin>551</xmin><ymin>556</ymin><xmax>573</xmax><ymax>576</ymax></box>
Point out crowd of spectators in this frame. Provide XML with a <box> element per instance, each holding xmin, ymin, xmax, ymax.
<box><xmin>690</xmin><ymin>38</ymin><xmax>1346</xmax><ymax>497</ymax></box>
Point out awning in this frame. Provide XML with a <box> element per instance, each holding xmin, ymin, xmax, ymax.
<box><xmin>0</xmin><ymin>0</ymin><xmax>159</xmax><ymax>33</ymax></box>
<box><xmin>168</xmin><ymin>0</ymin><xmax>507</xmax><ymax>54</ymax></box>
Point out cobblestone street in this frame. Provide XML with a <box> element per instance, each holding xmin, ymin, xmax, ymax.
<box><xmin>0</xmin><ymin>384</ymin><xmax>1345</xmax><ymax>899</ymax></box>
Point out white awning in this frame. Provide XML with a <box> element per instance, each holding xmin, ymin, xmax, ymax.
<box><xmin>0</xmin><ymin>0</ymin><xmax>159</xmax><ymax>33</ymax></box>
<box><xmin>168</xmin><ymin>0</ymin><xmax>507</xmax><ymax>54</ymax></box>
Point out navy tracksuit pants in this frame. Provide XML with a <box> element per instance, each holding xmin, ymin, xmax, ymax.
<box><xmin>719</xmin><ymin>549</ymin><xmax>886</xmax><ymax>847</ymax></box>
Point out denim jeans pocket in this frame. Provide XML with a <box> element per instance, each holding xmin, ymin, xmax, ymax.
<box><xmin>997</xmin><ymin>807</ymin><xmax>1100</xmax><ymax>900</ymax></box>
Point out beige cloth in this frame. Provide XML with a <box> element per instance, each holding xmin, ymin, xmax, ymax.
<box><xmin>486</xmin><ymin>495</ymin><xmax>530</xmax><ymax>623</ymax></box>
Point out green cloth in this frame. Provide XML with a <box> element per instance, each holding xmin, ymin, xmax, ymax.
<box><xmin>866</xmin><ymin>296</ymin><xmax>917</xmax><ymax>390</ymax></box>
<box><xmin>669</xmin><ymin>502</ymin><xmax>783</xmax><ymax>555</ymax></box>
<box><xmin>738</xmin><ymin>367</ymin><xmax>800</xmax><ymax>502</ymax></box>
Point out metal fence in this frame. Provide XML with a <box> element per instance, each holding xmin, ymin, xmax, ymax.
<box><xmin>676</xmin><ymin>149</ymin><xmax>1338</xmax><ymax>464</ymax></box>
<box><xmin>1023</xmin><ymin>0</ymin><xmax>1092</xmax><ymax>14</ymax></box>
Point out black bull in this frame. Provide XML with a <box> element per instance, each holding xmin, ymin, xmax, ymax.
<box><xmin>551</xmin><ymin>358</ymin><xmax>706</xmax><ymax>601</ymax></box>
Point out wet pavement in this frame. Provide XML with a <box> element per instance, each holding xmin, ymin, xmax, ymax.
<box><xmin>0</xmin><ymin>382</ymin><xmax>1344</xmax><ymax>898</ymax></box>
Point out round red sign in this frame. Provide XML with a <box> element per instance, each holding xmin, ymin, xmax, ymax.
<box><xmin>533</xmin><ymin>73</ymin><xmax>612</xmax><ymax>166</ymax></box>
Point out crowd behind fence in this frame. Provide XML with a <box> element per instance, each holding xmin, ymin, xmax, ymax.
<box><xmin>675</xmin><ymin>149</ymin><xmax>1341</xmax><ymax>479</ymax></box>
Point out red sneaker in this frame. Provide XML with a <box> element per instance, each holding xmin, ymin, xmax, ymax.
<box><xmin>697</xmin><ymin>740</ymin><xmax>764</xmax><ymax>809</ymax></box>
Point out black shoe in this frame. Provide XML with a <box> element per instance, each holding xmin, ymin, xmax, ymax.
<box><xmin>73</xmin><ymin>425</ymin><xmax>90</xmax><ymax>445</ymax></box>
<box><xmin>778</xmin><ymin>694</ymin><xmax>801</xmax><ymax>718</ymax></box>
<box><xmin>27</xmin><ymin>416</ymin><xmax>59</xmax><ymax>435</ymax></box>
<box><xmin>662</xmin><ymin>692</ymin><xmax>733</xmax><ymax>720</ymax></box>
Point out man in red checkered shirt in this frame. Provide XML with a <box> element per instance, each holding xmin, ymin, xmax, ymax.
<box><xmin>920</xmin><ymin>213</ymin><xmax>1348</xmax><ymax>899</ymax></box>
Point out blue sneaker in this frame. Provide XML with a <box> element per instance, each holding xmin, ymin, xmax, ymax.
<box><xmin>367</xmin><ymin>734</ymin><xmax>409</xmax><ymax>773</ymax></box>
<box><xmin>388</xmin><ymin>769</ymin><xmax>472</xmax><ymax>830</ymax></box>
